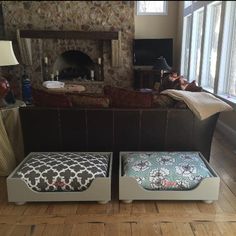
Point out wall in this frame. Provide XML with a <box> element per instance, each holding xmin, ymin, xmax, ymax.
<box><xmin>134</xmin><ymin>1</ymin><xmax>179</xmax><ymax>69</ymax></box>
<box><xmin>1</xmin><ymin>1</ymin><xmax>134</xmax><ymax>94</ymax></box>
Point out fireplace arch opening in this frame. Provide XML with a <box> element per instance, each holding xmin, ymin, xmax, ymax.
<box><xmin>53</xmin><ymin>50</ymin><xmax>96</xmax><ymax>81</ymax></box>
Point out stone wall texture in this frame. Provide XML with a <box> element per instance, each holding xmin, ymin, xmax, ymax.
<box><xmin>2</xmin><ymin>1</ymin><xmax>134</xmax><ymax>94</ymax></box>
<box><xmin>0</xmin><ymin>3</ymin><xmax>5</xmax><ymax>38</ymax></box>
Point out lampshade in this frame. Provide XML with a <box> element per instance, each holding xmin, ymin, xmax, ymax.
<box><xmin>0</xmin><ymin>40</ymin><xmax>19</xmax><ymax>66</ymax></box>
<box><xmin>153</xmin><ymin>56</ymin><xmax>171</xmax><ymax>71</ymax></box>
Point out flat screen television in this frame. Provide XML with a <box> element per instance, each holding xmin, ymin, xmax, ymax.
<box><xmin>133</xmin><ymin>38</ymin><xmax>173</xmax><ymax>67</ymax></box>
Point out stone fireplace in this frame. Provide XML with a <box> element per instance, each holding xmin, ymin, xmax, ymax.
<box><xmin>18</xmin><ymin>30</ymin><xmax>122</xmax><ymax>93</ymax></box>
<box><xmin>35</xmin><ymin>36</ymin><xmax>106</xmax><ymax>87</ymax></box>
<box><xmin>1</xmin><ymin>1</ymin><xmax>135</xmax><ymax>96</ymax></box>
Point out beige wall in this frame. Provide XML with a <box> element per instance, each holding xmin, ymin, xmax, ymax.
<box><xmin>134</xmin><ymin>1</ymin><xmax>179</xmax><ymax>68</ymax></box>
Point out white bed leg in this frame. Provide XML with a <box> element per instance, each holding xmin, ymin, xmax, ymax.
<box><xmin>15</xmin><ymin>202</ymin><xmax>26</xmax><ymax>205</ymax></box>
<box><xmin>122</xmin><ymin>200</ymin><xmax>133</xmax><ymax>204</ymax></box>
<box><xmin>203</xmin><ymin>200</ymin><xmax>213</xmax><ymax>204</ymax></box>
<box><xmin>98</xmin><ymin>200</ymin><xmax>109</xmax><ymax>204</ymax></box>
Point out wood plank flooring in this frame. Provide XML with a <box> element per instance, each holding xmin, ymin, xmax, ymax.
<box><xmin>0</xmin><ymin>130</ymin><xmax>236</xmax><ymax>236</ymax></box>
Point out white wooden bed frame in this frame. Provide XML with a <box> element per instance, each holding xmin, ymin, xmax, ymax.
<box><xmin>119</xmin><ymin>151</ymin><xmax>220</xmax><ymax>204</ymax></box>
<box><xmin>7</xmin><ymin>152</ymin><xmax>112</xmax><ymax>205</ymax></box>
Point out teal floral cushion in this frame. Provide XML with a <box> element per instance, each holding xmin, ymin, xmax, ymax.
<box><xmin>122</xmin><ymin>152</ymin><xmax>212</xmax><ymax>191</ymax></box>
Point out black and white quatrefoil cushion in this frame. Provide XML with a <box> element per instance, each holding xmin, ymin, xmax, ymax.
<box><xmin>14</xmin><ymin>152</ymin><xmax>110</xmax><ymax>192</ymax></box>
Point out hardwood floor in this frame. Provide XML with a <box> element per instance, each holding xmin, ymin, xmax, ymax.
<box><xmin>0</xmin><ymin>131</ymin><xmax>236</xmax><ymax>236</ymax></box>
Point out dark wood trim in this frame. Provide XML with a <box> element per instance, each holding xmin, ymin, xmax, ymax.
<box><xmin>19</xmin><ymin>30</ymin><xmax>119</xmax><ymax>40</ymax></box>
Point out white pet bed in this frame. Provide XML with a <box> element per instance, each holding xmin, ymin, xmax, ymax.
<box><xmin>119</xmin><ymin>151</ymin><xmax>220</xmax><ymax>203</ymax></box>
<box><xmin>7</xmin><ymin>152</ymin><xmax>112</xmax><ymax>205</ymax></box>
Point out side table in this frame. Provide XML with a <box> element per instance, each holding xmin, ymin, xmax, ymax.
<box><xmin>0</xmin><ymin>100</ymin><xmax>26</xmax><ymax>176</ymax></box>
<box><xmin>134</xmin><ymin>68</ymin><xmax>161</xmax><ymax>89</ymax></box>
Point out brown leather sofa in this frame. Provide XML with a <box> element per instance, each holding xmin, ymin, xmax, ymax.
<box><xmin>19</xmin><ymin>107</ymin><xmax>219</xmax><ymax>162</ymax></box>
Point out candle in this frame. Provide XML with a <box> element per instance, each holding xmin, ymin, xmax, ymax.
<box><xmin>44</xmin><ymin>57</ymin><xmax>48</xmax><ymax>64</ymax></box>
<box><xmin>51</xmin><ymin>73</ymin><xmax>54</xmax><ymax>80</ymax></box>
<box><xmin>90</xmin><ymin>70</ymin><xmax>94</xmax><ymax>77</ymax></box>
<box><xmin>54</xmin><ymin>70</ymin><xmax>59</xmax><ymax>81</ymax></box>
<box><xmin>98</xmin><ymin>57</ymin><xmax>102</xmax><ymax>65</ymax></box>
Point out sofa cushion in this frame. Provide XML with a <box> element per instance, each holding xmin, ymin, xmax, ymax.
<box><xmin>32</xmin><ymin>88</ymin><xmax>72</xmax><ymax>108</ymax></box>
<box><xmin>69</xmin><ymin>94</ymin><xmax>110</xmax><ymax>108</ymax></box>
<box><xmin>104</xmin><ymin>86</ymin><xmax>153</xmax><ymax>108</ymax></box>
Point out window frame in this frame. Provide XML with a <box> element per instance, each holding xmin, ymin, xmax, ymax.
<box><xmin>200</xmin><ymin>1</ymin><xmax>223</xmax><ymax>93</ymax></box>
<box><xmin>184</xmin><ymin>1</ymin><xmax>192</xmax><ymax>9</ymax></box>
<box><xmin>180</xmin><ymin>13</ymin><xmax>193</xmax><ymax>78</ymax></box>
<box><xmin>136</xmin><ymin>1</ymin><xmax>168</xmax><ymax>16</ymax></box>
<box><xmin>218</xmin><ymin>1</ymin><xmax>236</xmax><ymax>100</ymax></box>
<box><xmin>189</xmin><ymin>7</ymin><xmax>204</xmax><ymax>83</ymax></box>
<box><xmin>181</xmin><ymin>1</ymin><xmax>236</xmax><ymax>107</ymax></box>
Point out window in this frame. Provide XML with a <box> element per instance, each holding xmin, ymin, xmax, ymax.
<box><xmin>184</xmin><ymin>1</ymin><xmax>192</xmax><ymax>9</ymax></box>
<box><xmin>218</xmin><ymin>1</ymin><xmax>236</xmax><ymax>99</ymax></box>
<box><xmin>189</xmin><ymin>8</ymin><xmax>204</xmax><ymax>83</ymax></box>
<box><xmin>201</xmin><ymin>1</ymin><xmax>222</xmax><ymax>92</ymax></box>
<box><xmin>181</xmin><ymin>14</ymin><xmax>192</xmax><ymax>78</ymax></box>
<box><xmin>181</xmin><ymin>1</ymin><xmax>236</xmax><ymax>104</ymax></box>
<box><xmin>227</xmin><ymin>11</ymin><xmax>236</xmax><ymax>98</ymax></box>
<box><xmin>137</xmin><ymin>1</ymin><xmax>168</xmax><ymax>15</ymax></box>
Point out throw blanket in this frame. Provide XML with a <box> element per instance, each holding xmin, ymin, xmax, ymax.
<box><xmin>161</xmin><ymin>89</ymin><xmax>233</xmax><ymax>120</ymax></box>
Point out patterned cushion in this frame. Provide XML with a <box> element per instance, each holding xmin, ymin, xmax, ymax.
<box><xmin>14</xmin><ymin>152</ymin><xmax>110</xmax><ymax>192</ymax></box>
<box><xmin>104</xmin><ymin>86</ymin><xmax>153</xmax><ymax>108</ymax></box>
<box><xmin>122</xmin><ymin>152</ymin><xmax>212</xmax><ymax>190</ymax></box>
<box><xmin>69</xmin><ymin>94</ymin><xmax>110</xmax><ymax>108</ymax></box>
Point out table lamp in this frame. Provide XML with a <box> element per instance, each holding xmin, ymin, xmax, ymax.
<box><xmin>153</xmin><ymin>56</ymin><xmax>172</xmax><ymax>82</ymax></box>
<box><xmin>0</xmin><ymin>40</ymin><xmax>19</xmax><ymax>107</ymax></box>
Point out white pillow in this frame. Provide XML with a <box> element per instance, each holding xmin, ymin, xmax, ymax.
<box><xmin>42</xmin><ymin>81</ymin><xmax>65</xmax><ymax>89</ymax></box>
